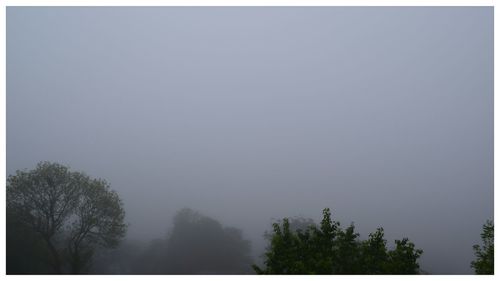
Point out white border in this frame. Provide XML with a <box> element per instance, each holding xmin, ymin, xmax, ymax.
<box><xmin>0</xmin><ymin>1</ymin><xmax>496</xmax><ymax>281</ymax></box>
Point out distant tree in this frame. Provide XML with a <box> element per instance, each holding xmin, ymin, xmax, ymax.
<box><xmin>471</xmin><ymin>220</ymin><xmax>494</xmax><ymax>274</ymax></box>
<box><xmin>288</xmin><ymin>217</ymin><xmax>316</xmax><ymax>233</ymax></box>
<box><xmin>163</xmin><ymin>208</ymin><xmax>253</xmax><ymax>274</ymax></box>
<box><xmin>134</xmin><ymin>238</ymin><xmax>169</xmax><ymax>274</ymax></box>
<box><xmin>263</xmin><ymin>216</ymin><xmax>316</xmax><ymax>242</ymax></box>
<box><xmin>90</xmin><ymin>239</ymin><xmax>147</xmax><ymax>274</ymax></box>
<box><xmin>7</xmin><ymin>162</ymin><xmax>127</xmax><ymax>274</ymax></box>
<box><xmin>254</xmin><ymin>208</ymin><xmax>423</xmax><ymax>274</ymax></box>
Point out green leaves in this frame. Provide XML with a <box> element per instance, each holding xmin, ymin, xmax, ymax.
<box><xmin>471</xmin><ymin>220</ymin><xmax>494</xmax><ymax>274</ymax></box>
<box><xmin>385</xmin><ymin>238</ymin><xmax>423</xmax><ymax>274</ymax></box>
<box><xmin>360</xmin><ymin>228</ymin><xmax>388</xmax><ymax>273</ymax></box>
<box><xmin>255</xmin><ymin>208</ymin><xmax>423</xmax><ymax>274</ymax></box>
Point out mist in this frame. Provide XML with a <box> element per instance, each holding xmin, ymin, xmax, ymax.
<box><xmin>7</xmin><ymin>7</ymin><xmax>493</xmax><ymax>274</ymax></box>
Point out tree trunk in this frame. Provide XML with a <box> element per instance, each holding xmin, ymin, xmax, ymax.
<box><xmin>71</xmin><ymin>260</ymin><xmax>80</xmax><ymax>274</ymax></box>
<box><xmin>46</xmin><ymin>240</ymin><xmax>62</xmax><ymax>274</ymax></box>
<box><xmin>70</xmin><ymin>249</ymin><xmax>80</xmax><ymax>274</ymax></box>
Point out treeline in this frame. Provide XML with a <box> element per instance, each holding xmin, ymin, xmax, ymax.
<box><xmin>8</xmin><ymin>208</ymin><xmax>254</xmax><ymax>274</ymax></box>
<box><xmin>90</xmin><ymin>208</ymin><xmax>254</xmax><ymax>274</ymax></box>
<box><xmin>6</xmin><ymin>162</ymin><xmax>494</xmax><ymax>274</ymax></box>
<box><xmin>6</xmin><ymin>162</ymin><xmax>253</xmax><ymax>274</ymax></box>
<box><xmin>255</xmin><ymin>208</ymin><xmax>423</xmax><ymax>274</ymax></box>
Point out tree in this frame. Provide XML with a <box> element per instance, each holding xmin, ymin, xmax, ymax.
<box><xmin>471</xmin><ymin>220</ymin><xmax>494</xmax><ymax>274</ymax></box>
<box><xmin>163</xmin><ymin>208</ymin><xmax>253</xmax><ymax>274</ymax></box>
<box><xmin>254</xmin><ymin>208</ymin><xmax>423</xmax><ymax>274</ymax></box>
<box><xmin>334</xmin><ymin>224</ymin><xmax>361</xmax><ymax>274</ymax></box>
<box><xmin>359</xmin><ymin>228</ymin><xmax>388</xmax><ymax>274</ymax></box>
<box><xmin>6</xmin><ymin>162</ymin><xmax>127</xmax><ymax>274</ymax></box>
<box><xmin>385</xmin><ymin>238</ymin><xmax>423</xmax><ymax>274</ymax></box>
<box><xmin>6</xmin><ymin>209</ymin><xmax>51</xmax><ymax>274</ymax></box>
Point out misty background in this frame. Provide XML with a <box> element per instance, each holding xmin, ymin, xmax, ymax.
<box><xmin>7</xmin><ymin>7</ymin><xmax>493</xmax><ymax>274</ymax></box>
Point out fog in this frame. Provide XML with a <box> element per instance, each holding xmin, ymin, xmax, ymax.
<box><xmin>7</xmin><ymin>7</ymin><xmax>493</xmax><ymax>274</ymax></box>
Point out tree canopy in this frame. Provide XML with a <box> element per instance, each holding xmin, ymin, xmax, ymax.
<box><xmin>163</xmin><ymin>208</ymin><xmax>253</xmax><ymax>274</ymax></box>
<box><xmin>471</xmin><ymin>220</ymin><xmax>494</xmax><ymax>274</ymax></box>
<box><xmin>6</xmin><ymin>162</ymin><xmax>127</xmax><ymax>274</ymax></box>
<box><xmin>253</xmin><ymin>208</ymin><xmax>423</xmax><ymax>274</ymax></box>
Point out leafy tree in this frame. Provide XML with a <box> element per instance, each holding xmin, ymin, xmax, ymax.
<box><xmin>471</xmin><ymin>220</ymin><xmax>494</xmax><ymax>274</ymax></box>
<box><xmin>385</xmin><ymin>238</ymin><xmax>423</xmax><ymax>274</ymax></box>
<box><xmin>163</xmin><ymin>208</ymin><xmax>253</xmax><ymax>274</ymax></box>
<box><xmin>359</xmin><ymin>228</ymin><xmax>389</xmax><ymax>274</ymax></box>
<box><xmin>254</xmin><ymin>218</ymin><xmax>301</xmax><ymax>274</ymax></box>
<box><xmin>334</xmin><ymin>224</ymin><xmax>361</xmax><ymax>274</ymax></box>
<box><xmin>6</xmin><ymin>162</ymin><xmax>127</xmax><ymax>274</ymax></box>
<box><xmin>254</xmin><ymin>208</ymin><xmax>423</xmax><ymax>274</ymax></box>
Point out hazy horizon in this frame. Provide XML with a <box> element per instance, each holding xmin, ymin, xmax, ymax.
<box><xmin>7</xmin><ymin>7</ymin><xmax>493</xmax><ymax>274</ymax></box>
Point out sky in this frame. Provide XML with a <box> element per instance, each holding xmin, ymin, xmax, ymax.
<box><xmin>7</xmin><ymin>7</ymin><xmax>493</xmax><ymax>274</ymax></box>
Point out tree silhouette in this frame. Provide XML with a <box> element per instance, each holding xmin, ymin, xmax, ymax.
<box><xmin>163</xmin><ymin>208</ymin><xmax>253</xmax><ymax>274</ymax></box>
<box><xmin>6</xmin><ymin>162</ymin><xmax>127</xmax><ymax>274</ymax></box>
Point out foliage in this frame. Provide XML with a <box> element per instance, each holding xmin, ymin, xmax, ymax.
<box><xmin>254</xmin><ymin>208</ymin><xmax>423</xmax><ymax>274</ymax></box>
<box><xmin>163</xmin><ymin>208</ymin><xmax>253</xmax><ymax>274</ymax></box>
<box><xmin>359</xmin><ymin>228</ymin><xmax>388</xmax><ymax>273</ymax></box>
<box><xmin>6</xmin><ymin>162</ymin><xmax>127</xmax><ymax>274</ymax></box>
<box><xmin>471</xmin><ymin>220</ymin><xmax>494</xmax><ymax>274</ymax></box>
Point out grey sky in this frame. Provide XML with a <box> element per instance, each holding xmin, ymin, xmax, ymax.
<box><xmin>7</xmin><ymin>7</ymin><xmax>493</xmax><ymax>274</ymax></box>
